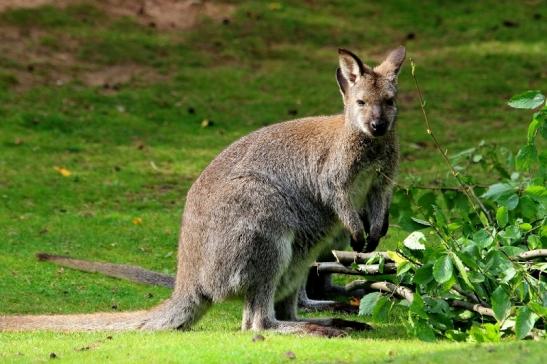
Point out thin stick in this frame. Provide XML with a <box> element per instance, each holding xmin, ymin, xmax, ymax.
<box><xmin>332</xmin><ymin>250</ymin><xmax>392</xmax><ymax>264</ymax></box>
<box><xmin>346</xmin><ymin>280</ymin><xmax>495</xmax><ymax>318</ymax></box>
<box><xmin>409</xmin><ymin>59</ymin><xmax>493</xmax><ymax>224</ymax></box>
<box><xmin>516</xmin><ymin>249</ymin><xmax>547</xmax><ymax>261</ymax></box>
<box><xmin>313</xmin><ymin>262</ymin><xmax>396</xmax><ymax>275</ymax></box>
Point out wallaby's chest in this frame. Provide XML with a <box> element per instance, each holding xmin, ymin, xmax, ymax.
<box><xmin>349</xmin><ymin>168</ymin><xmax>375</xmax><ymax>210</ymax></box>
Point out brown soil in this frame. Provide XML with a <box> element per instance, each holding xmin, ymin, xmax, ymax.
<box><xmin>0</xmin><ymin>1</ymin><xmax>235</xmax><ymax>90</ymax></box>
<box><xmin>0</xmin><ymin>0</ymin><xmax>234</xmax><ymax>30</ymax></box>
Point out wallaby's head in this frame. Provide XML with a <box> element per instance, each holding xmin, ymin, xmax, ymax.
<box><xmin>337</xmin><ymin>46</ymin><xmax>406</xmax><ymax>137</ymax></box>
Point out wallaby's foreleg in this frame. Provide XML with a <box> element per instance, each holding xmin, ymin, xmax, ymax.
<box><xmin>359</xmin><ymin>171</ymin><xmax>395</xmax><ymax>252</ymax></box>
<box><xmin>332</xmin><ymin>191</ymin><xmax>367</xmax><ymax>252</ymax></box>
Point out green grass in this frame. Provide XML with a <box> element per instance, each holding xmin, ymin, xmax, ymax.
<box><xmin>0</xmin><ymin>0</ymin><xmax>545</xmax><ymax>362</ymax></box>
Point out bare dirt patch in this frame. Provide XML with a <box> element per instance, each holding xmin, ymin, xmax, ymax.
<box><xmin>0</xmin><ymin>0</ymin><xmax>235</xmax><ymax>30</ymax></box>
<box><xmin>0</xmin><ymin>1</ymin><xmax>232</xmax><ymax>90</ymax></box>
<box><xmin>0</xmin><ymin>25</ymin><xmax>167</xmax><ymax>91</ymax></box>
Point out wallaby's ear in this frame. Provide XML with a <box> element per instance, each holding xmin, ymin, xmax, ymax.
<box><xmin>338</xmin><ymin>48</ymin><xmax>372</xmax><ymax>85</ymax></box>
<box><xmin>336</xmin><ymin>67</ymin><xmax>349</xmax><ymax>96</ymax></box>
<box><xmin>375</xmin><ymin>46</ymin><xmax>406</xmax><ymax>81</ymax></box>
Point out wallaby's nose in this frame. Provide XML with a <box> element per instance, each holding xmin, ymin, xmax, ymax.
<box><xmin>370</xmin><ymin>120</ymin><xmax>387</xmax><ymax>136</ymax></box>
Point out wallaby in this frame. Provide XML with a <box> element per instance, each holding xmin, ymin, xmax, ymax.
<box><xmin>0</xmin><ymin>47</ymin><xmax>405</xmax><ymax>337</ymax></box>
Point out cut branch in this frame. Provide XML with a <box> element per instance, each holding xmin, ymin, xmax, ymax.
<box><xmin>313</xmin><ymin>262</ymin><xmax>396</xmax><ymax>275</ymax></box>
<box><xmin>516</xmin><ymin>249</ymin><xmax>547</xmax><ymax>261</ymax></box>
<box><xmin>345</xmin><ymin>280</ymin><xmax>495</xmax><ymax>318</ymax></box>
<box><xmin>332</xmin><ymin>250</ymin><xmax>392</xmax><ymax>265</ymax></box>
<box><xmin>450</xmin><ymin>300</ymin><xmax>495</xmax><ymax>317</ymax></box>
<box><xmin>331</xmin><ymin>249</ymin><xmax>546</xmax><ymax>266</ymax></box>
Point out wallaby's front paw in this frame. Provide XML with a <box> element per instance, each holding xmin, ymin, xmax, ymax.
<box><xmin>363</xmin><ymin>236</ymin><xmax>380</xmax><ymax>252</ymax></box>
<box><xmin>350</xmin><ymin>232</ymin><xmax>366</xmax><ymax>252</ymax></box>
<box><xmin>303</xmin><ymin>323</ymin><xmax>347</xmax><ymax>338</ymax></box>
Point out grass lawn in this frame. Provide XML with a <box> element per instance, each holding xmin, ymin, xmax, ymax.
<box><xmin>0</xmin><ymin>0</ymin><xmax>545</xmax><ymax>362</ymax></box>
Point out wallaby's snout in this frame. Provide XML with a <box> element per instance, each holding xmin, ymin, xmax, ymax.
<box><xmin>336</xmin><ymin>47</ymin><xmax>406</xmax><ymax>138</ymax></box>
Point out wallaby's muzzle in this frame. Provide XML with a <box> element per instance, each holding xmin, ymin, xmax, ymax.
<box><xmin>369</xmin><ymin>120</ymin><xmax>389</xmax><ymax>137</ymax></box>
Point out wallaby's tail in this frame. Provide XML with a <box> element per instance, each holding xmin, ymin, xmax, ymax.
<box><xmin>0</xmin><ymin>291</ymin><xmax>210</xmax><ymax>331</ymax></box>
<box><xmin>36</xmin><ymin>253</ymin><xmax>175</xmax><ymax>288</ymax></box>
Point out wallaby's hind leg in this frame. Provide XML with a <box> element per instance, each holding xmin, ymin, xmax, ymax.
<box><xmin>299</xmin><ymin>279</ymin><xmax>358</xmax><ymax>314</ymax></box>
<box><xmin>275</xmin><ymin>287</ymin><xmax>371</xmax><ymax>333</ymax></box>
<box><xmin>139</xmin><ymin>287</ymin><xmax>211</xmax><ymax>330</ymax></box>
<box><xmin>244</xmin><ymin>283</ymin><xmax>347</xmax><ymax>337</ymax></box>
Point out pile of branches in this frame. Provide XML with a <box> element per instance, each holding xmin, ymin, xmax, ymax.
<box><xmin>316</xmin><ymin>249</ymin><xmax>546</xmax><ymax>322</ymax></box>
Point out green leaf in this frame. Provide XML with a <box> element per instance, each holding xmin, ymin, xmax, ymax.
<box><xmin>528</xmin><ymin>303</ymin><xmax>547</xmax><ymax>318</ymax></box>
<box><xmin>515</xmin><ymin>306</ymin><xmax>539</xmax><ymax>339</ymax></box>
<box><xmin>403</xmin><ymin>231</ymin><xmax>426</xmax><ymax>250</ymax></box>
<box><xmin>359</xmin><ymin>292</ymin><xmax>382</xmax><ymax>316</ymax></box>
<box><xmin>481</xmin><ymin>183</ymin><xmax>515</xmax><ymax>200</ymax></box>
<box><xmin>433</xmin><ymin>255</ymin><xmax>453</xmax><ymax>284</ymax></box>
<box><xmin>414</xmin><ymin>319</ymin><xmax>436</xmax><ymax>342</ymax></box>
<box><xmin>516</xmin><ymin>144</ymin><xmax>538</xmax><ymax>171</ymax></box>
<box><xmin>450</xmin><ymin>252</ymin><xmax>472</xmax><ymax>288</ymax></box>
<box><xmin>409</xmin><ymin>292</ymin><xmax>428</xmax><ymax>319</ymax></box>
<box><xmin>527</xmin><ymin>235</ymin><xmax>541</xmax><ymax>250</ymax></box>
<box><xmin>496</xmin><ymin>206</ymin><xmax>508</xmax><ymax>228</ymax></box>
<box><xmin>372</xmin><ymin>296</ymin><xmax>391</xmax><ymax>322</ymax></box>
<box><xmin>479</xmin><ymin>212</ymin><xmax>490</xmax><ymax>227</ymax></box>
<box><xmin>473</xmin><ymin>229</ymin><xmax>494</xmax><ymax>249</ymax></box>
<box><xmin>499</xmin><ymin>225</ymin><xmax>522</xmax><ymax>243</ymax></box>
<box><xmin>519</xmin><ymin>223</ymin><xmax>532</xmax><ymax>232</ymax></box>
<box><xmin>525</xmin><ymin>185</ymin><xmax>547</xmax><ymax>198</ymax></box>
<box><xmin>469</xmin><ymin>323</ymin><xmax>501</xmax><ymax>342</ymax></box>
<box><xmin>410</xmin><ymin>217</ymin><xmax>431</xmax><ymax>227</ymax></box>
<box><xmin>397</xmin><ymin>260</ymin><xmax>413</xmax><ymax>276</ymax></box>
<box><xmin>507</xmin><ymin>90</ymin><xmax>545</xmax><ymax>109</ymax></box>
<box><xmin>491</xmin><ymin>286</ymin><xmax>511</xmax><ymax>322</ymax></box>
<box><xmin>527</xmin><ymin>118</ymin><xmax>540</xmax><ymax>143</ymax></box>
<box><xmin>414</xmin><ymin>264</ymin><xmax>434</xmax><ymax>285</ymax></box>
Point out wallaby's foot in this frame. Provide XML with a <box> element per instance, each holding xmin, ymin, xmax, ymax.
<box><xmin>302</xmin><ymin>323</ymin><xmax>347</xmax><ymax>338</ymax></box>
<box><xmin>251</xmin><ymin>319</ymin><xmax>347</xmax><ymax>338</ymax></box>
<box><xmin>302</xmin><ymin>317</ymin><xmax>372</xmax><ymax>332</ymax></box>
<box><xmin>329</xmin><ymin>318</ymin><xmax>372</xmax><ymax>331</ymax></box>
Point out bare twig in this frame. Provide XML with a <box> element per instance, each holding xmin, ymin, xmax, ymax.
<box><xmin>313</xmin><ymin>262</ymin><xmax>396</xmax><ymax>275</ymax></box>
<box><xmin>516</xmin><ymin>249</ymin><xmax>547</xmax><ymax>261</ymax></box>
<box><xmin>345</xmin><ymin>280</ymin><xmax>495</xmax><ymax>318</ymax></box>
<box><xmin>330</xmin><ymin>249</ymin><xmax>545</xmax><ymax>265</ymax></box>
<box><xmin>409</xmin><ymin>59</ymin><xmax>493</xmax><ymax>224</ymax></box>
<box><xmin>332</xmin><ymin>250</ymin><xmax>392</xmax><ymax>264</ymax></box>
<box><xmin>450</xmin><ymin>300</ymin><xmax>495</xmax><ymax>317</ymax></box>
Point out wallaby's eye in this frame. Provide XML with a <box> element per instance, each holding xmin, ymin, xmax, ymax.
<box><xmin>385</xmin><ymin>98</ymin><xmax>395</xmax><ymax>107</ymax></box>
<box><xmin>356</xmin><ymin>100</ymin><xmax>366</xmax><ymax>106</ymax></box>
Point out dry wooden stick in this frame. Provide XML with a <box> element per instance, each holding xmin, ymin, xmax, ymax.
<box><xmin>332</xmin><ymin>249</ymin><xmax>547</xmax><ymax>265</ymax></box>
<box><xmin>332</xmin><ymin>250</ymin><xmax>392</xmax><ymax>265</ymax></box>
<box><xmin>345</xmin><ymin>280</ymin><xmax>495</xmax><ymax>318</ymax></box>
<box><xmin>313</xmin><ymin>262</ymin><xmax>397</xmax><ymax>275</ymax></box>
<box><xmin>516</xmin><ymin>249</ymin><xmax>547</xmax><ymax>261</ymax></box>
